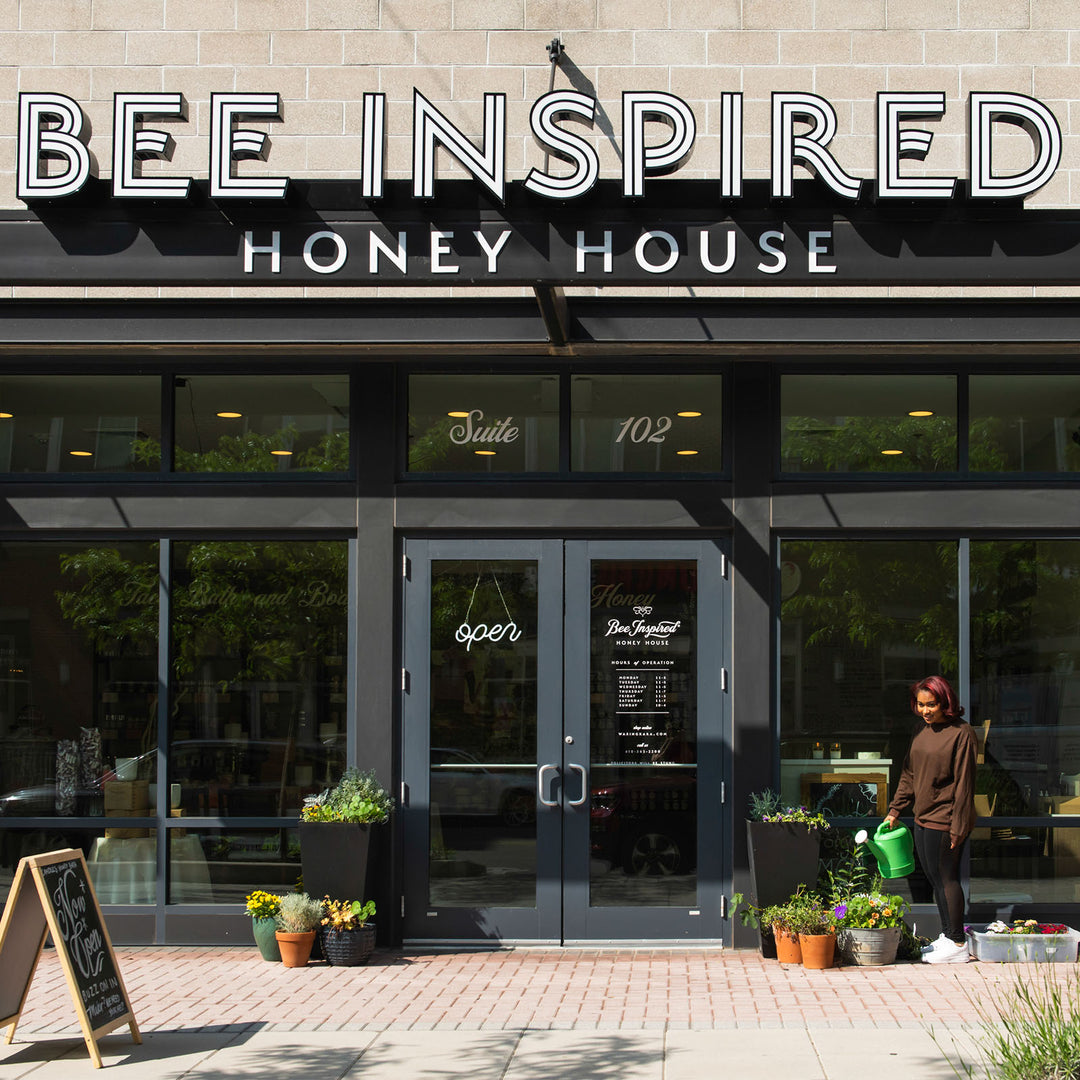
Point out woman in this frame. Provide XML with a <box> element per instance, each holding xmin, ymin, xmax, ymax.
<box><xmin>884</xmin><ymin>674</ymin><xmax>976</xmax><ymax>964</ymax></box>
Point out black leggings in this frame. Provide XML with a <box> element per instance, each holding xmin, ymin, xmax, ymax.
<box><xmin>914</xmin><ymin>825</ymin><xmax>967</xmax><ymax>944</ymax></box>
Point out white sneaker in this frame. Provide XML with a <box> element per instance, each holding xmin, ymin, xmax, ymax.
<box><xmin>920</xmin><ymin>933</ymin><xmax>949</xmax><ymax>955</ymax></box>
<box><xmin>923</xmin><ymin>939</ymin><xmax>970</xmax><ymax>964</ymax></box>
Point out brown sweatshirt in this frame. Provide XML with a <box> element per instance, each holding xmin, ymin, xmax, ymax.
<box><xmin>887</xmin><ymin>719</ymin><xmax>977</xmax><ymax>844</ymax></box>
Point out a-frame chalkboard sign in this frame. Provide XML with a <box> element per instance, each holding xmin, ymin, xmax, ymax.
<box><xmin>0</xmin><ymin>848</ymin><xmax>141</xmax><ymax>1068</ymax></box>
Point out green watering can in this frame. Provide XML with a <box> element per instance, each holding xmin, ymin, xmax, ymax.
<box><xmin>855</xmin><ymin>822</ymin><xmax>915</xmax><ymax>879</ymax></box>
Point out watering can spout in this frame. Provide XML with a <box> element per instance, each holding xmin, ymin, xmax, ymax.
<box><xmin>854</xmin><ymin>822</ymin><xmax>915</xmax><ymax>879</ymax></box>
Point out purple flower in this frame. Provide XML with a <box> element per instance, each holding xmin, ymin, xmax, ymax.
<box><xmin>833</xmin><ymin>903</ymin><xmax>847</xmax><ymax>919</ymax></box>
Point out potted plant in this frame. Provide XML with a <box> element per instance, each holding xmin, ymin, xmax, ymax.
<box><xmin>319</xmin><ymin>897</ymin><xmax>377</xmax><ymax>966</ymax></box>
<box><xmin>833</xmin><ymin>891</ymin><xmax>910</xmax><ymax>966</ymax></box>
<box><xmin>788</xmin><ymin>888</ymin><xmax>838</xmax><ymax>970</ymax></box>
<box><xmin>244</xmin><ymin>889</ymin><xmax>283</xmax><ymax>962</ymax></box>
<box><xmin>744</xmin><ymin>789</ymin><xmax>829</xmax><ymax>952</ymax></box>
<box><xmin>752</xmin><ymin>895</ymin><xmax>803</xmax><ymax>965</ymax></box>
<box><xmin>274</xmin><ymin>892</ymin><xmax>325</xmax><ymax>967</ymax></box>
<box><xmin>299</xmin><ymin>768</ymin><xmax>393</xmax><ymax>903</ymax></box>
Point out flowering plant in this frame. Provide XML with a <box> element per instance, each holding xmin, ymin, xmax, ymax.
<box><xmin>321</xmin><ymin>897</ymin><xmax>376</xmax><ymax>931</ymax></box>
<box><xmin>985</xmin><ymin>919</ymin><xmax>1069</xmax><ymax>935</ymax></box>
<box><xmin>832</xmin><ymin>892</ymin><xmax>908</xmax><ymax>930</ymax></box>
<box><xmin>244</xmin><ymin>890</ymin><xmax>282</xmax><ymax>920</ymax></box>
<box><xmin>748</xmin><ymin>789</ymin><xmax>829</xmax><ymax>830</ymax></box>
<box><xmin>300</xmin><ymin>768</ymin><xmax>393</xmax><ymax>824</ymax></box>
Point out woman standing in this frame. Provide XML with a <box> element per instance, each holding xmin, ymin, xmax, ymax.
<box><xmin>884</xmin><ymin>675</ymin><xmax>976</xmax><ymax>964</ymax></box>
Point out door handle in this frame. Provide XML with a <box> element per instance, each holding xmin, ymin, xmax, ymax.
<box><xmin>537</xmin><ymin>763</ymin><xmax>558</xmax><ymax>807</ymax></box>
<box><xmin>567</xmin><ymin>762</ymin><xmax>588</xmax><ymax>806</ymax></box>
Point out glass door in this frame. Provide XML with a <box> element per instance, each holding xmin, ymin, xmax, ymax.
<box><xmin>401</xmin><ymin>539</ymin><xmax>727</xmax><ymax>943</ymax></box>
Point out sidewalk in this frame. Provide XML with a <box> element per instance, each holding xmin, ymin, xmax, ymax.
<box><xmin>2</xmin><ymin>945</ymin><xmax>1045</xmax><ymax>1078</ymax></box>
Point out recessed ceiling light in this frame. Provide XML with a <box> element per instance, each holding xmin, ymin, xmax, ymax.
<box><xmin>69</xmin><ymin>450</ymin><xmax>92</xmax><ymax>457</ymax></box>
<box><xmin>0</xmin><ymin>412</ymin><xmax>11</xmax><ymax>419</ymax></box>
<box><xmin>908</xmin><ymin>410</ymin><xmax>934</xmax><ymax>417</ymax></box>
<box><xmin>217</xmin><ymin>411</ymin><xmax>243</xmax><ymax>418</ymax></box>
<box><xmin>881</xmin><ymin>449</ymin><xmax>904</xmax><ymax>455</ymax></box>
<box><xmin>448</xmin><ymin>410</ymin><xmax>470</xmax><ymax>418</ymax></box>
<box><xmin>270</xmin><ymin>449</ymin><xmax>292</xmax><ymax>456</ymax></box>
<box><xmin>676</xmin><ymin>449</ymin><xmax>699</xmax><ymax>456</ymax></box>
<box><xmin>677</xmin><ymin>410</ymin><xmax>702</xmax><ymax>418</ymax></box>
<box><xmin>474</xmin><ymin>449</ymin><xmax>496</xmax><ymax>456</ymax></box>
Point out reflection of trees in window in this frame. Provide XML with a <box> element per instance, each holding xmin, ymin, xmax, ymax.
<box><xmin>56</xmin><ymin>542</ymin><xmax>348</xmax><ymax>717</ymax></box>
<box><xmin>781</xmin><ymin>414</ymin><xmax>956</xmax><ymax>472</ymax></box>
<box><xmin>782</xmin><ymin>541</ymin><xmax>958</xmax><ymax>673</ymax></box>
<box><xmin>131</xmin><ymin>428</ymin><xmax>349</xmax><ymax>473</ymax></box>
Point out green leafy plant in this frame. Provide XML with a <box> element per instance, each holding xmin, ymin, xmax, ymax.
<box><xmin>274</xmin><ymin>891</ymin><xmax>324</xmax><ymax>933</ymax></box>
<box><xmin>300</xmin><ymin>767</ymin><xmax>393</xmax><ymax>824</ymax></box>
<box><xmin>934</xmin><ymin>966</ymin><xmax>1080</xmax><ymax>1079</ymax></box>
<box><xmin>321</xmin><ymin>897</ymin><xmax>376</xmax><ymax>931</ymax></box>
<box><xmin>784</xmin><ymin>886</ymin><xmax>837</xmax><ymax>936</ymax></box>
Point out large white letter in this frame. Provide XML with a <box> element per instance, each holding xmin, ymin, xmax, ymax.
<box><xmin>524</xmin><ymin>90</ymin><xmax>599</xmax><ymax>200</ymax></box>
<box><xmin>113</xmin><ymin>92</ymin><xmax>190</xmax><ymax>199</ymax></box>
<box><xmin>17</xmin><ymin>92</ymin><xmax>92</xmax><ymax>199</ymax></box>
<box><xmin>771</xmin><ymin>92</ymin><xmax>861</xmax><ymax>200</ymax></box>
<box><xmin>413</xmin><ymin>91</ymin><xmax>506</xmax><ymax>202</ymax></box>
<box><xmin>969</xmin><ymin>91</ymin><xmax>1061</xmax><ymax>199</ymax></box>
<box><xmin>209</xmin><ymin>92</ymin><xmax>288</xmax><ymax>199</ymax></box>
<box><xmin>719</xmin><ymin>92</ymin><xmax>743</xmax><ymax>199</ymax></box>
<box><xmin>361</xmin><ymin>92</ymin><xmax>386</xmax><ymax>200</ymax></box>
<box><xmin>622</xmin><ymin>92</ymin><xmax>696</xmax><ymax>197</ymax></box>
<box><xmin>876</xmin><ymin>91</ymin><xmax>954</xmax><ymax>199</ymax></box>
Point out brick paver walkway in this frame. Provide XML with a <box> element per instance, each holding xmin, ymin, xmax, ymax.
<box><xmin>10</xmin><ymin>946</ymin><xmax>1072</xmax><ymax>1034</ymax></box>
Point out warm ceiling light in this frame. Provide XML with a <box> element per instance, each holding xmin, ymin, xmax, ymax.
<box><xmin>447</xmin><ymin>410</ymin><xmax>470</xmax><ymax>418</ymax></box>
<box><xmin>474</xmin><ymin>449</ymin><xmax>496</xmax><ymax>456</ymax></box>
<box><xmin>0</xmin><ymin>412</ymin><xmax>11</xmax><ymax>419</ymax></box>
<box><xmin>270</xmin><ymin>449</ymin><xmax>292</xmax><ymax>456</ymax></box>
<box><xmin>69</xmin><ymin>450</ymin><xmax>92</xmax><ymax>457</ymax></box>
<box><xmin>217</xmin><ymin>411</ymin><xmax>243</xmax><ymax>418</ymax></box>
<box><xmin>908</xmin><ymin>410</ymin><xmax>934</xmax><ymax>417</ymax></box>
<box><xmin>677</xmin><ymin>411</ymin><xmax>702</xmax><ymax>418</ymax></box>
<box><xmin>881</xmin><ymin>449</ymin><xmax>904</xmax><ymax>455</ymax></box>
<box><xmin>676</xmin><ymin>449</ymin><xmax>699</xmax><ymax>456</ymax></box>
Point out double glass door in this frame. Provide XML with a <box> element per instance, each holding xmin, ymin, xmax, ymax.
<box><xmin>402</xmin><ymin>539</ymin><xmax>728</xmax><ymax>943</ymax></box>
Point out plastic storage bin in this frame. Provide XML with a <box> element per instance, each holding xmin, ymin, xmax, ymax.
<box><xmin>966</xmin><ymin>924</ymin><xmax>1079</xmax><ymax>963</ymax></box>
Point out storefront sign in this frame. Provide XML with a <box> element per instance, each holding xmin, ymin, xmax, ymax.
<box><xmin>8</xmin><ymin>86</ymin><xmax>1080</xmax><ymax>286</ymax></box>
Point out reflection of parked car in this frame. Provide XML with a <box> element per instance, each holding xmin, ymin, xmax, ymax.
<box><xmin>430</xmin><ymin>747</ymin><xmax>535</xmax><ymax>826</ymax></box>
<box><xmin>591</xmin><ymin>773</ymin><xmax>696</xmax><ymax>876</ymax></box>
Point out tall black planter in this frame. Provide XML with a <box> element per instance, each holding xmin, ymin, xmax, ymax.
<box><xmin>300</xmin><ymin>822</ymin><xmax>372</xmax><ymax>902</ymax></box>
<box><xmin>745</xmin><ymin>820</ymin><xmax>822</xmax><ymax>908</ymax></box>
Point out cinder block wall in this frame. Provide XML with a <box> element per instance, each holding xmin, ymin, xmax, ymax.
<box><xmin>3</xmin><ymin>0</ymin><xmax>1076</xmax><ymax>297</ymax></box>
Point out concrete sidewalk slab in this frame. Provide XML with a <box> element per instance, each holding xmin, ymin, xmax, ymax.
<box><xmin>505</xmin><ymin>1030</ymin><xmax>665</xmax><ymax>1080</ymax></box>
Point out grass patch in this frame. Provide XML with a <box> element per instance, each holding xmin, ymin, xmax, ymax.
<box><xmin>935</xmin><ymin>966</ymin><xmax>1080</xmax><ymax>1079</ymax></box>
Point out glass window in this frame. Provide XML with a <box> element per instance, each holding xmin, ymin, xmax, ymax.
<box><xmin>0</xmin><ymin>541</ymin><xmax>159</xmax><ymax>819</ymax></box>
<box><xmin>780</xmin><ymin>374</ymin><xmax>957</xmax><ymax>473</ymax></box>
<box><xmin>408</xmin><ymin>374</ymin><xmax>559</xmax><ymax>473</ymax></box>
<box><xmin>0</xmin><ymin>375</ymin><xmax>160</xmax><ymax>473</ymax></box>
<box><xmin>589</xmin><ymin>560</ymin><xmax>697</xmax><ymax>907</ymax></box>
<box><xmin>168</xmin><ymin>541</ymin><xmax>348</xmax><ymax>817</ymax></box>
<box><xmin>173</xmin><ymin>374</ymin><xmax>349</xmax><ymax>473</ymax></box>
<box><xmin>428</xmin><ymin>560</ymin><xmax>538</xmax><ymax>908</ymax></box>
<box><xmin>779</xmin><ymin>540</ymin><xmax>958</xmax><ymax>815</ymax></box>
<box><xmin>969</xmin><ymin>540</ymin><xmax>1080</xmax><ymax>904</ymax></box>
<box><xmin>571</xmin><ymin>374</ymin><xmax>723</xmax><ymax>473</ymax></box>
<box><xmin>970</xmin><ymin>374</ymin><xmax>1080</xmax><ymax>473</ymax></box>
<box><xmin>0</xmin><ymin>828</ymin><xmax>104</xmax><ymax>906</ymax></box>
<box><xmin>172</xmin><ymin>827</ymin><xmax>299</xmax><ymax>904</ymax></box>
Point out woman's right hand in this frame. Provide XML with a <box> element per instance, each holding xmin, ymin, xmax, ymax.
<box><xmin>883</xmin><ymin>812</ymin><xmax>898</xmax><ymax>830</ymax></box>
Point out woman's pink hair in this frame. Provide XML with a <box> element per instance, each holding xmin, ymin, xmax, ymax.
<box><xmin>910</xmin><ymin>675</ymin><xmax>964</xmax><ymax>721</ymax></box>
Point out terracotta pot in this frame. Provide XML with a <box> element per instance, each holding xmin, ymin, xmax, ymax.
<box><xmin>773</xmin><ymin>925</ymin><xmax>802</xmax><ymax>964</ymax></box>
<box><xmin>275</xmin><ymin>929</ymin><xmax>317</xmax><ymax>968</ymax></box>
<box><xmin>800</xmin><ymin>931</ymin><xmax>836</xmax><ymax>969</ymax></box>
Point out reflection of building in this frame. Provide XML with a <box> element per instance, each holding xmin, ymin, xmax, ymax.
<box><xmin>6</xmin><ymin>7</ymin><xmax>1080</xmax><ymax>948</ymax></box>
